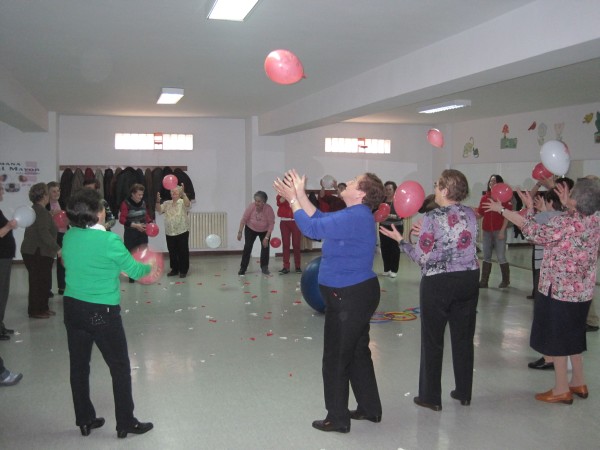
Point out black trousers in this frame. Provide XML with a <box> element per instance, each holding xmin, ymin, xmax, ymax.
<box><xmin>379</xmin><ymin>231</ymin><xmax>400</xmax><ymax>273</ymax></box>
<box><xmin>55</xmin><ymin>232</ymin><xmax>66</xmax><ymax>291</ymax></box>
<box><xmin>418</xmin><ymin>270</ymin><xmax>479</xmax><ymax>405</ymax></box>
<box><xmin>22</xmin><ymin>250</ymin><xmax>54</xmax><ymax>315</ymax></box>
<box><xmin>239</xmin><ymin>226</ymin><xmax>269</xmax><ymax>272</ymax></box>
<box><xmin>166</xmin><ymin>231</ymin><xmax>190</xmax><ymax>274</ymax></box>
<box><xmin>319</xmin><ymin>277</ymin><xmax>382</xmax><ymax>427</ymax></box>
<box><xmin>63</xmin><ymin>296</ymin><xmax>136</xmax><ymax>430</ymax></box>
<box><xmin>123</xmin><ymin>227</ymin><xmax>148</xmax><ymax>252</ymax></box>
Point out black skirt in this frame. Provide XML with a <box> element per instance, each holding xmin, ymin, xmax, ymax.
<box><xmin>530</xmin><ymin>291</ymin><xmax>591</xmax><ymax>356</ymax></box>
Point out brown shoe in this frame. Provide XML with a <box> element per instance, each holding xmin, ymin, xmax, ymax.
<box><xmin>569</xmin><ymin>385</ymin><xmax>589</xmax><ymax>399</ymax></box>
<box><xmin>46</xmin><ymin>310</ymin><xmax>57</xmax><ymax>316</ymax></box>
<box><xmin>535</xmin><ymin>389</ymin><xmax>573</xmax><ymax>404</ymax></box>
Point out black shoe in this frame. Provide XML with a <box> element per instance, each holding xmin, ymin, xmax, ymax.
<box><xmin>128</xmin><ymin>278</ymin><xmax>135</xmax><ymax>283</ymax></box>
<box><xmin>238</xmin><ymin>269</ymin><xmax>246</xmax><ymax>276</ymax></box>
<box><xmin>585</xmin><ymin>324</ymin><xmax>599</xmax><ymax>332</ymax></box>
<box><xmin>58</xmin><ymin>289</ymin><xmax>65</xmax><ymax>295</ymax></box>
<box><xmin>349</xmin><ymin>410</ymin><xmax>382</xmax><ymax>423</ymax></box>
<box><xmin>80</xmin><ymin>417</ymin><xmax>105</xmax><ymax>436</ymax></box>
<box><xmin>528</xmin><ymin>357</ymin><xmax>554</xmax><ymax>370</ymax></box>
<box><xmin>526</xmin><ymin>295</ymin><xmax>534</xmax><ymax>300</ymax></box>
<box><xmin>48</xmin><ymin>291</ymin><xmax>54</xmax><ymax>298</ymax></box>
<box><xmin>450</xmin><ymin>390</ymin><xmax>470</xmax><ymax>406</ymax></box>
<box><xmin>413</xmin><ymin>396</ymin><xmax>442</xmax><ymax>411</ymax></box>
<box><xmin>311</xmin><ymin>419</ymin><xmax>350</xmax><ymax>433</ymax></box>
<box><xmin>279</xmin><ymin>268</ymin><xmax>290</xmax><ymax>274</ymax></box>
<box><xmin>0</xmin><ymin>334</ymin><xmax>9</xmax><ymax>341</ymax></box>
<box><xmin>167</xmin><ymin>270</ymin><xmax>179</xmax><ymax>277</ymax></box>
<box><xmin>117</xmin><ymin>420</ymin><xmax>153</xmax><ymax>438</ymax></box>
<box><xmin>179</xmin><ymin>273</ymin><xmax>187</xmax><ymax>278</ymax></box>
<box><xmin>1</xmin><ymin>327</ymin><xmax>14</xmax><ymax>334</ymax></box>
<box><xmin>295</xmin><ymin>268</ymin><xmax>302</xmax><ymax>273</ymax></box>
<box><xmin>262</xmin><ymin>268</ymin><xmax>271</xmax><ymax>275</ymax></box>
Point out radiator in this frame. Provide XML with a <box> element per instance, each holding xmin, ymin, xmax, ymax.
<box><xmin>189</xmin><ymin>212</ymin><xmax>228</xmax><ymax>249</ymax></box>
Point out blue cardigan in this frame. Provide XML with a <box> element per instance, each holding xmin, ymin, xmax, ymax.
<box><xmin>294</xmin><ymin>204</ymin><xmax>376</xmax><ymax>288</ymax></box>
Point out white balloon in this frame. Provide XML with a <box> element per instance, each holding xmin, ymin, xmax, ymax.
<box><xmin>321</xmin><ymin>175</ymin><xmax>335</xmax><ymax>189</ymax></box>
<box><xmin>205</xmin><ymin>234</ymin><xmax>221</xmax><ymax>249</ymax></box>
<box><xmin>13</xmin><ymin>205</ymin><xmax>36</xmax><ymax>228</ymax></box>
<box><xmin>540</xmin><ymin>140</ymin><xmax>570</xmax><ymax>176</ymax></box>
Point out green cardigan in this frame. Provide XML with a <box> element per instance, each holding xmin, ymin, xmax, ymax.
<box><xmin>62</xmin><ymin>227</ymin><xmax>151</xmax><ymax>305</ymax></box>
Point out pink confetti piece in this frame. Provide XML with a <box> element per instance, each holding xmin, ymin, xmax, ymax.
<box><xmin>251</xmin><ymin>295</ymin><xmax>258</xmax><ymax>299</ymax></box>
<box><xmin>214</xmin><ymin>274</ymin><xmax>221</xmax><ymax>277</ymax></box>
<box><xmin>293</xmin><ymin>300</ymin><xmax>302</xmax><ymax>305</ymax></box>
<box><xmin>146</xmin><ymin>301</ymin><xmax>152</xmax><ymax>304</ymax></box>
<box><xmin>244</xmin><ymin>291</ymin><xmax>251</xmax><ymax>294</ymax></box>
<box><xmin>266</xmin><ymin>331</ymin><xmax>274</xmax><ymax>336</ymax></box>
<box><xmin>270</xmin><ymin>290</ymin><xmax>278</xmax><ymax>293</ymax></box>
<box><xmin>289</xmin><ymin>373</ymin><xmax>293</xmax><ymax>377</ymax></box>
<box><xmin>197</xmin><ymin>283</ymin><xmax>203</xmax><ymax>285</ymax></box>
<box><xmin>209</xmin><ymin>319</ymin><xmax>217</xmax><ymax>323</ymax></box>
<box><xmin>249</xmin><ymin>337</ymin><xmax>256</xmax><ymax>341</ymax></box>
<box><xmin>263</xmin><ymin>315</ymin><xmax>271</xmax><ymax>319</ymax></box>
<box><xmin>381</xmin><ymin>289</ymin><xmax>387</xmax><ymax>293</ymax></box>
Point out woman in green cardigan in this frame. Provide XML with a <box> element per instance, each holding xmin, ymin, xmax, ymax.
<box><xmin>62</xmin><ymin>188</ymin><xmax>155</xmax><ymax>438</ymax></box>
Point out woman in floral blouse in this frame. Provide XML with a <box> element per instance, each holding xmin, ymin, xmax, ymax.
<box><xmin>380</xmin><ymin>169</ymin><xmax>480</xmax><ymax>411</ymax></box>
<box><xmin>484</xmin><ymin>177</ymin><xmax>600</xmax><ymax>405</ymax></box>
<box><xmin>156</xmin><ymin>184</ymin><xmax>191</xmax><ymax>278</ymax></box>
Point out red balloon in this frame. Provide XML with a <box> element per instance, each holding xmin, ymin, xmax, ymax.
<box><xmin>373</xmin><ymin>203</ymin><xmax>391</xmax><ymax>223</ymax></box>
<box><xmin>531</xmin><ymin>162</ymin><xmax>553</xmax><ymax>181</ymax></box>
<box><xmin>491</xmin><ymin>183</ymin><xmax>513</xmax><ymax>203</ymax></box>
<box><xmin>518</xmin><ymin>208</ymin><xmax>528</xmax><ymax>217</ymax></box>
<box><xmin>131</xmin><ymin>245</ymin><xmax>164</xmax><ymax>285</ymax></box>
<box><xmin>146</xmin><ymin>223</ymin><xmax>159</xmax><ymax>237</ymax></box>
<box><xmin>53</xmin><ymin>210</ymin><xmax>69</xmax><ymax>229</ymax></box>
<box><xmin>270</xmin><ymin>237</ymin><xmax>281</xmax><ymax>248</ymax></box>
<box><xmin>394</xmin><ymin>181</ymin><xmax>425</xmax><ymax>218</ymax></box>
<box><xmin>264</xmin><ymin>49</ymin><xmax>304</xmax><ymax>85</ymax></box>
<box><xmin>162</xmin><ymin>174</ymin><xmax>178</xmax><ymax>190</ymax></box>
<box><xmin>427</xmin><ymin>129</ymin><xmax>444</xmax><ymax>148</ymax></box>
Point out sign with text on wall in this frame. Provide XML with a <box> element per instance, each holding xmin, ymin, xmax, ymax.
<box><xmin>0</xmin><ymin>161</ymin><xmax>41</xmax><ymax>194</ymax></box>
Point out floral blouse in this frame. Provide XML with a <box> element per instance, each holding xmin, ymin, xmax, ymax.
<box><xmin>521</xmin><ymin>210</ymin><xmax>600</xmax><ymax>303</ymax></box>
<box><xmin>157</xmin><ymin>199</ymin><xmax>190</xmax><ymax>236</ymax></box>
<box><xmin>401</xmin><ymin>204</ymin><xmax>479</xmax><ymax>276</ymax></box>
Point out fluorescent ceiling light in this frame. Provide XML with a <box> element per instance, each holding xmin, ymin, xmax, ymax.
<box><xmin>207</xmin><ymin>0</ymin><xmax>259</xmax><ymax>21</ymax></box>
<box><xmin>418</xmin><ymin>100</ymin><xmax>471</xmax><ymax>114</ymax></box>
<box><xmin>157</xmin><ymin>88</ymin><xmax>184</xmax><ymax>105</ymax></box>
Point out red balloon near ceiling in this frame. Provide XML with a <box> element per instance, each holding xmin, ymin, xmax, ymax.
<box><xmin>264</xmin><ymin>49</ymin><xmax>304</xmax><ymax>85</ymax></box>
<box><xmin>427</xmin><ymin>128</ymin><xmax>444</xmax><ymax>148</ymax></box>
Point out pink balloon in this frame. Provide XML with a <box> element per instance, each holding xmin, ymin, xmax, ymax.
<box><xmin>162</xmin><ymin>174</ymin><xmax>178</xmax><ymax>190</ymax></box>
<box><xmin>531</xmin><ymin>162</ymin><xmax>553</xmax><ymax>181</ymax></box>
<box><xmin>427</xmin><ymin>129</ymin><xmax>444</xmax><ymax>148</ymax></box>
<box><xmin>53</xmin><ymin>210</ymin><xmax>69</xmax><ymax>229</ymax></box>
<box><xmin>264</xmin><ymin>49</ymin><xmax>304</xmax><ymax>85</ymax></box>
<box><xmin>373</xmin><ymin>203</ymin><xmax>391</xmax><ymax>223</ymax></box>
<box><xmin>270</xmin><ymin>237</ymin><xmax>281</xmax><ymax>248</ymax></box>
<box><xmin>394</xmin><ymin>181</ymin><xmax>425</xmax><ymax>218</ymax></box>
<box><xmin>491</xmin><ymin>183</ymin><xmax>513</xmax><ymax>203</ymax></box>
<box><xmin>131</xmin><ymin>245</ymin><xmax>164</xmax><ymax>285</ymax></box>
<box><xmin>146</xmin><ymin>222</ymin><xmax>159</xmax><ymax>237</ymax></box>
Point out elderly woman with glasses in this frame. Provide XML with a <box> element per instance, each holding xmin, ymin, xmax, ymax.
<box><xmin>484</xmin><ymin>177</ymin><xmax>600</xmax><ymax>405</ymax></box>
<box><xmin>274</xmin><ymin>169</ymin><xmax>385</xmax><ymax>434</ymax></box>
<box><xmin>381</xmin><ymin>170</ymin><xmax>480</xmax><ymax>411</ymax></box>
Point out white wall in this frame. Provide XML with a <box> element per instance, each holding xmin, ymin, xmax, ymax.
<box><xmin>0</xmin><ymin>113</ymin><xmax>58</xmax><ymax>259</ymax></box>
<box><xmin>2</xmin><ymin>102</ymin><xmax>599</xmax><ymax>260</ymax></box>
<box><xmin>450</xmin><ymin>102</ymin><xmax>600</xmax><ymax>203</ymax></box>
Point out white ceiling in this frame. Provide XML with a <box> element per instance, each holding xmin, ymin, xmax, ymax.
<box><xmin>1</xmin><ymin>0</ymin><xmax>599</xmax><ymax>133</ymax></box>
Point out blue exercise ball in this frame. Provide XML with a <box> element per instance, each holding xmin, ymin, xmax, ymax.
<box><xmin>300</xmin><ymin>256</ymin><xmax>326</xmax><ymax>313</ymax></box>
